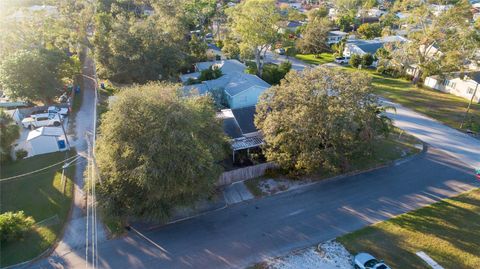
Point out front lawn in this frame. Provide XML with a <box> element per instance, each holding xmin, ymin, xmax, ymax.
<box><xmin>372</xmin><ymin>74</ymin><xmax>480</xmax><ymax>132</ymax></box>
<box><xmin>295</xmin><ymin>53</ymin><xmax>334</xmax><ymax>65</ymax></box>
<box><xmin>338</xmin><ymin>188</ymin><xmax>480</xmax><ymax>269</ymax></box>
<box><xmin>340</xmin><ymin>66</ymin><xmax>480</xmax><ymax>132</ymax></box>
<box><xmin>0</xmin><ymin>151</ymin><xmax>76</xmax><ymax>267</ymax></box>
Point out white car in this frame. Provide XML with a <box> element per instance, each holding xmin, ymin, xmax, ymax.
<box><xmin>335</xmin><ymin>56</ymin><xmax>350</xmax><ymax>64</ymax></box>
<box><xmin>21</xmin><ymin>113</ymin><xmax>62</xmax><ymax>129</ymax></box>
<box><xmin>353</xmin><ymin>253</ymin><xmax>391</xmax><ymax>269</ymax></box>
<box><xmin>48</xmin><ymin>106</ymin><xmax>69</xmax><ymax>117</ymax></box>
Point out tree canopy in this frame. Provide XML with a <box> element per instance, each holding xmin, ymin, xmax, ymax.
<box><xmin>297</xmin><ymin>17</ymin><xmax>331</xmax><ymax>56</ymax></box>
<box><xmin>255</xmin><ymin>67</ymin><xmax>391</xmax><ymax>174</ymax></box>
<box><xmin>392</xmin><ymin>0</ymin><xmax>480</xmax><ymax>80</ymax></box>
<box><xmin>93</xmin><ymin>1</ymin><xmax>195</xmax><ymax>83</ymax></box>
<box><xmin>0</xmin><ymin>49</ymin><xmax>79</xmax><ymax>103</ymax></box>
<box><xmin>96</xmin><ymin>82</ymin><xmax>227</xmax><ymax>221</ymax></box>
<box><xmin>226</xmin><ymin>0</ymin><xmax>281</xmax><ymax>77</ymax></box>
<box><xmin>0</xmin><ymin>110</ymin><xmax>20</xmax><ymax>163</ymax></box>
<box><xmin>357</xmin><ymin>23</ymin><xmax>382</xmax><ymax>39</ymax></box>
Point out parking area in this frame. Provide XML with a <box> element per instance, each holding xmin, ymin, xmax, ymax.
<box><xmin>11</xmin><ymin>106</ymin><xmax>74</xmax><ymax>158</ymax></box>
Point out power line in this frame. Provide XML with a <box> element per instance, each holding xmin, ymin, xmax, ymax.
<box><xmin>0</xmin><ymin>154</ymin><xmax>80</xmax><ymax>182</ymax></box>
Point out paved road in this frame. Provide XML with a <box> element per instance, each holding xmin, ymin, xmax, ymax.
<box><xmin>264</xmin><ymin>51</ymin><xmax>311</xmax><ymax>71</ymax></box>
<box><xmin>39</xmin><ymin>52</ymin><xmax>107</xmax><ymax>266</ymax></box>
<box><xmin>29</xmin><ymin>146</ymin><xmax>479</xmax><ymax>269</ymax></box>
<box><xmin>384</xmin><ymin>100</ymin><xmax>480</xmax><ymax>169</ymax></box>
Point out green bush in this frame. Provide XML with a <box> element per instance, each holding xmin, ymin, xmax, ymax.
<box><xmin>260</xmin><ymin>62</ymin><xmax>292</xmax><ymax>85</ymax></box>
<box><xmin>286</xmin><ymin>47</ymin><xmax>297</xmax><ymax>57</ymax></box>
<box><xmin>349</xmin><ymin>54</ymin><xmax>362</xmax><ymax>68</ymax></box>
<box><xmin>15</xmin><ymin>149</ymin><xmax>28</xmax><ymax>160</ymax></box>
<box><xmin>198</xmin><ymin>65</ymin><xmax>223</xmax><ymax>81</ymax></box>
<box><xmin>0</xmin><ymin>211</ymin><xmax>35</xmax><ymax>242</ymax></box>
<box><xmin>361</xmin><ymin>53</ymin><xmax>374</xmax><ymax>66</ymax></box>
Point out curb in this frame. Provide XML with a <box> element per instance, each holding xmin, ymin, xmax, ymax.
<box><xmin>143</xmin><ymin>142</ymin><xmax>428</xmax><ymax>232</ymax></box>
<box><xmin>240</xmin><ymin>142</ymin><xmax>428</xmax><ymax>201</ymax></box>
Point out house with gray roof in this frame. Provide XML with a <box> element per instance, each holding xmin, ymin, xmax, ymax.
<box><xmin>343</xmin><ymin>36</ymin><xmax>408</xmax><ymax>57</ymax></box>
<box><xmin>181</xmin><ymin>60</ymin><xmax>271</xmax><ymax>109</ymax></box>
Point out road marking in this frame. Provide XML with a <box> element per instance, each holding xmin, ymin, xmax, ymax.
<box><xmin>416</xmin><ymin>251</ymin><xmax>444</xmax><ymax>269</ymax></box>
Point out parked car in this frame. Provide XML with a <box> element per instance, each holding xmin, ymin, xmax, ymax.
<box><xmin>21</xmin><ymin>113</ymin><xmax>62</xmax><ymax>129</ymax></box>
<box><xmin>353</xmin><ymin>253</ymin><xmax>390</xmax><ymax>269</ymax></box>
<box><xmin>48</xmin><ymin>106</ymin><xmax>69</xmax><ymax>117</ymax></box>
<box><xmin>335</xmin><ymin>56</ymin><xmax>350</xmax><ymax>64</ymax></box>
<box><xmin>275</xmin><ymin>48</ymin><xmax>286</xmax><ymax>55</ymax></box>
<box><xmin>31</xmin><ymin>106</ymin><xmax>68</xmax><ymax>117</ymax></box>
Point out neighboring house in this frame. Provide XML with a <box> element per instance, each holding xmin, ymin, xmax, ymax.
<box><xmin>279</xmin><ymin>20</ymin><xmax>304</xmax><ymax>34</ymax></box>
<box><xmin>224</xmin><ymin>73</ymin><xmax>271</xmax><ymax>109</ymax></box>
<box><xmin>406</xmin><ymin>64</ymin><xmax>421</xmax><ymax>78</ymax></box>
<box><xmin>419</xmin><ymin>43</ymin><xmax>443</xmax><ymax>59</ymax></box>
<box><xmin>425</xmin><ymin>71</ymin><xmax>480</xmax><ymax>103</ymax></box>
<box><xmin>327</xmin><ymin>30</ymin><xmax>348</xmax><ymax>45</ymax></box>
<box><xmin>26</xmin><ymin>127</ymin><xmax>68</xmax><ymax>157</ymax></box>
<box><xmin>218</xmin><ymin>106</ymin><xmax>263</xmax><ymax>161</ymax></box>
<box><xmin>180</xmin><ymin>59</ymin><xmax>247</xmax><ymax>83</ymax></box>
<box><xmin>343</xmin><ymin>36</ymin><xmax>408</xmax><ymax>57</ymax></box>
<box><xmin>181</xmin><ymin>59</ymin><xmax>271</xmax><ymax>109</ymax></box>
<box><xmin>358</xmin><ymin>8</ymin><xmax>387</xmax><ymax>18</ymax></box>
<box><xmin>430</xmin><ymin>4</ymin><xmax>453</xmax><ymax>16</ymax></box>
<box><xmin>8</xmin><ymin>5</ymin><xmax>59</xmax><ymax>21</ymax></box>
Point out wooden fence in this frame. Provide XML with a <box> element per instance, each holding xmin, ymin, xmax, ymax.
<box><xmin>216</xmin><ymin>162</ymin><xmax>277</xmax><ymax>186</ymax></box>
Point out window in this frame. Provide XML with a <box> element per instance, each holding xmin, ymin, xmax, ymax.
<box><xmin>468</xmin><ymin>87</ymin><xmax>475</xmax><ymax>94</ymax></box>
<box><xmin>443</xmin><ymin>79</ymin><xmax>455</xmax><ymax>88</ymax></box>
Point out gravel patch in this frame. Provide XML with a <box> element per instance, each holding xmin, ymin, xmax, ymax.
<box><xmin>265</xmin><ymin>240</ymin><xmax>353</xmax><ymax>269</ymax></box>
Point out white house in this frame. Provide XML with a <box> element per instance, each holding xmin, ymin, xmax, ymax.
<box><xmin>26</xmin><ymin>127</ymin><xmax>68</xmax><ymax>157</ymax></box>
<box><xmin>425</xmin><ymin>72</ymin><xmax>480</xmax><ymax>103</ymax></box>
<box><xmin>327</xmin><ymin>31</ymin><xmax>348</xmax><ymax>45</ymax></box>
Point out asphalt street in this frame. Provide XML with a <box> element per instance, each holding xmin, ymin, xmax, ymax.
<box><xmin>29</xmin><ymin>145</ymin><xmax>479</xmax><ymax>269</ymax></box>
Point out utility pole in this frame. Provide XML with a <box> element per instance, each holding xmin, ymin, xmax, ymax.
<box><xmin>460</xmin><ymin>81</ymin><xmax>479</xmax><ymax>129</ymax></box>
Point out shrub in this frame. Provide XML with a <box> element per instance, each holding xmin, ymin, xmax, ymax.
<box><xmin>361</xmin><ymin>54</ymin><xmax>374</xmax><ymax>66</ymax></box>
<box><xmin>198</xmin><ymin>65</ymin><xmax>223</xmax><ymax>81</ymax></box>
<box><xmin>286</xmin><ymin>47</ymin><xmax>297</xmax><ymax>57</ymax></box>
<box><xmin>261</xmin><ymin>62</ymin><xmax>292</xmax><ymax>85</ymax></box>
<box><xmin>15</xmin><ymin>149</ymin><xmax>28</xmax><ymax>160</ymax></box>
<box><xmin>0</xmin><ymin>211</ymin><xmax>35</xmax><ymax>242</ymax></box>
<box><xmin>349</xmin><ymin>54</ymin><xmax>362</xmax><ymax>68</ymax></box>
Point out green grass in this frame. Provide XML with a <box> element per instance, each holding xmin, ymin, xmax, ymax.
<box><xmin>338</xmin><ymin>188</ymin><xmax>480</xmax><ymax>269</ymax></box>
<box><xmin>340</xmin><ymin>66</ymin><xmax>480</xmax><ymax>132</ymax></box>
<box><xmin>0</xmin><ymin>151</ymin><xmax>75</xmax><ymax>267</ymax></box>
<box><xmin>295</xmin><ymin>53</ymin><xmax>335</xmax><ymax>65</ymax></box>
<box><xmin>349</xmin><ymin>129</ymin><xmax>421</xmax><ymax>171</ymax></box>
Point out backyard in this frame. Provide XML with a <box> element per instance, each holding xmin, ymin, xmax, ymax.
<box><xmin>338</xmin><ymin>188</ymin><xmax>480</xmax><ymax>269</ymax></box>
<box><xmin>0</xmin><ymin>151</ymin><xmax>76</xmax><ymax>267</ymax></box>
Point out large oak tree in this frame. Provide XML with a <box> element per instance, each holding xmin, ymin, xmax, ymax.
<box><xmin>95</xmin><ymin>82</ymin><xmax>227</xmax><ymax>221</ymax></box>
<box><xmin>255</xmin><ymin>67</ymin><xmax>392</xmax><ymax>174</ymax></box>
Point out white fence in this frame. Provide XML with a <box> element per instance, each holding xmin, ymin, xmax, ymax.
<box><xmin>216</xmin><ymin>162</ymin><xmax>277</xmax><ymax>186</ymax></box>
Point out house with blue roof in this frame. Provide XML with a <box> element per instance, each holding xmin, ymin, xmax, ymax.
<box><xmin>343</xmin><ymin>36</ymin><xmax>408</xmax><ymax>57</ymax></box>
<box><xmin>180</xmin><ymin>59</ymin><xmax>271</xmax><ymax>109</ymax></box>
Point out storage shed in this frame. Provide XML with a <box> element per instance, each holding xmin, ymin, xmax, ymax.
<box><xmin>26</xmin><ymin>127</ymin><xmax>68</xmax><ymax>157</ymax></box>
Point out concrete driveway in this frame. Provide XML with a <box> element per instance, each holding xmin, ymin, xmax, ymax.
<box><xmin>384</xmin><ymin>99</ymin><xmax>480</xmax><ymax>169</ymax></box>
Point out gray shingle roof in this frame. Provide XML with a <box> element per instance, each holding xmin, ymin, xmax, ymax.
<box><xmin>224</xmin><ymin>73</ymin><xmax>270</xmax><ymax>96</ymax></box>
<box><xmin>231</xmin><ymin>106</ymin><xmax>258</xmax><ymax>135</ymax></box>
